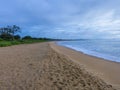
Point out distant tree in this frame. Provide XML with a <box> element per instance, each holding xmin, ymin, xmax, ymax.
<box><xmin>0</xmin><ymin>25</ymin><xmax>21</xmax><ymax>40</ymax></box>
<box><xmin>8</xmin><ymin>25</ymin><xmax>21</xmax><ymax>40</ymax></box>
<box><xmin>0</xmin><ymin>27</ymin><xmax>6</xmax><ymax>34</ymax></box>
<box><xmin>14</xmin><ymin>35</ymin><xmax>21</xmax><ymax>40</ymax></box>
<box><xmin>22</xmin><ymin>36</ymin><xmax>32</xmax><ymax>40</ymax></box>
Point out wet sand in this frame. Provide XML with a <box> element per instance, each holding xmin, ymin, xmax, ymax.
<box><xmin>0</xmin><ymin>42</ymin><xmax>117</xmax><ymax>90</ymax></box>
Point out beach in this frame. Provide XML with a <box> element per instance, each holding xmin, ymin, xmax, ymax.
<box><xmin>0</xmin><ymin>42</ymin><xmax>119</xmax><ymax>90</ymax></box>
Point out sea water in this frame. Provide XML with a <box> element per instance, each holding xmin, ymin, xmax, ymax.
<box><xmin>58</xmin><ymin>39</ymin><xmax>120</xmax><ymax>62</ymax></box>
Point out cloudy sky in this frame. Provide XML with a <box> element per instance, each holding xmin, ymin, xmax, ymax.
<box><xmin>0</xmin><ymin>0</ymin><xmax>120</xmax><ymax>39</ymax></box>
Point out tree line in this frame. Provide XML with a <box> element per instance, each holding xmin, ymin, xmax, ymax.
<box><xmin>0</xmin><ymin>25</ymin><xmax>54</xmax><ymax>41</ymax></box>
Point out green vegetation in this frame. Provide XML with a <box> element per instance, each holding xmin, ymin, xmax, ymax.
<box><xmin>0</xmin><ymin>38</ymin><xmax>49</xmax><ymax>47</ymax></box>
<box><xmin>0</xmin><ymin>25</ymin><xmax>50</xmax><ymax>47</ymax></box>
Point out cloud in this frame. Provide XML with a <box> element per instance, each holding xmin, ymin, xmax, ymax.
<box><xmin>0</xmin><ymin>0</ymin><xmax>120</xmax><ymax>39</ymax></box>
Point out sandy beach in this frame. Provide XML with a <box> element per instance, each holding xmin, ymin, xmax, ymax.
<box><xmin>0</xmin><ymin>42</ymin><xmax>119</xmax><ymax>90</ymax></box>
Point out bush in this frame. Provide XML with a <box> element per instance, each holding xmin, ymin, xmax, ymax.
<box><xmin>0</xmin><ymin>34</ymin><xmax>13</xmax><ymax>40</ymax></box>
<box><xmin>14</xmin><ymin>35</ymin><xmax>21</xmax><ymax>40</ymax></box>
<box><xmin>11</xmin><ymin>41</ymin><xmax>21</xmax><ymax>45</ymax></box>
<box><xmin>0</xmin><ymin>38</ymin><xmax>3</xmax><ymax>41</ymax></box>
<box><xmin>0</xmin><ymin>41</ymin><xmax>12</xmax><ymax>47</ymax></box>
<box><xmin>22</xmin><ymin>36</ymin><xmax>32</xmax><ymax>40</ymax></box>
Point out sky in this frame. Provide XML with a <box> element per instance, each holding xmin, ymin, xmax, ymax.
<box><xmin>0</xmin><ymin>0</ymin><xmax>120</xmax><ymax>39</ymax></box>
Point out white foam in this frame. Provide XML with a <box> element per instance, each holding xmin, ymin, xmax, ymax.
<box><xmin>58</xmin><ymin>42</ymin><xmax>120</xmax><ymax>63</ymax></box>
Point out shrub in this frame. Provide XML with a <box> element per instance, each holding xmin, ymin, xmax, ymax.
<box><xmin>0</xmin><ymin>41</ymin><xmax>12</xmax><ymax>47</ymax></box>
<box><xmin>0</xmin><ymin>38</ymin><xmax>3</xmax><ymax>41</ymax></box>
<box><xmin>0</xmin><ymin>34</ymin><xmax>13</xmax><ymax>40</ymax></box>
<box><xmin>14</xmin><ymin>35</ymin><xmax>21</xmax><ymax>40</ymax></box>
<box><xmin>22</xmin><ymin>36</ymin><xmax>32</xmax><ymax>39</ymax></box>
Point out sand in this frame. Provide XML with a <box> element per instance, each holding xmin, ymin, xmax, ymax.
<box><xmin>0</xmin><ymin>42</ymin><xmax>118</xmax><ymax>90</ymax></box>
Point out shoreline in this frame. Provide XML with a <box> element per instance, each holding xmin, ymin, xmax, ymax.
<box><xmin>50</xmin><ymin>42</ymin><xmax>120</xmax><ymax>89</ymax></box>
<box><xmin>57</xmin><ymin>42</ymin><xmax>120</xmax><ymax>64</ymax></box>
<box><xmin>57</xmin><ymin>42</ymin><xmax>120</xmax><ymax>63</ymax></box>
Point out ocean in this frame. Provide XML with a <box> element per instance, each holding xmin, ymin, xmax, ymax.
<box><xmin>57</xmin><ymin>39</ymin><xmax>120</xmax><ymax>62</ymax></box>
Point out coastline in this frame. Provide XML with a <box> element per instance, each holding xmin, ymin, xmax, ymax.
<box><xmin>57</xmin><ymin>42</ymin><xmax>120</xmax><ymax>64</ymax></box>
<box><xmin>57</xmin><ymin>41</ymin><xmax>120</xmax><ymax>63</ymax></box>
<box><xmin>50</xmin><ymin>42</ymin><xmax>120</xmax><ymax>89</ymax></box>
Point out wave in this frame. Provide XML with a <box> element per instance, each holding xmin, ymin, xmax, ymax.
<box><xmin>57</xmin><ymin>41</ymin><xmax>120</xmax><ymax>63</ymax></box>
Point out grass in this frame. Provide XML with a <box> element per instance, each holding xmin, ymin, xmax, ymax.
<box><xmin>0</xmin><ymin>39</ymin><xmax>49</xmax><ymax>47</ymax></box>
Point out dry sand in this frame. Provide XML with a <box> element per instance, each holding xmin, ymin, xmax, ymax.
<box><xmin>0</xmin><ymin>42</ymin><xmax>118</xmax><ymax>90</ymax></box>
